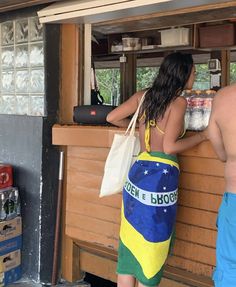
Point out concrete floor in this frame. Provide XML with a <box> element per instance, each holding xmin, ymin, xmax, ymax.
<box><xmin>7</xmin><ymin>284</ymin><xmax>89</xmax><ymax>287</ymax></box>
<box><xmin>7</xmin><ymin>278</ymin><xmax>91</xmax><ymax>287</ymax></box>
<box><xmin>5</xmin><ymin>272</ymin><xmax>117</xmax><ymax>287</ymax></box>
<box><xmin>7</xmin><ymin>284</ymin><xmax>90</xmax><ymax>287</ymax></box>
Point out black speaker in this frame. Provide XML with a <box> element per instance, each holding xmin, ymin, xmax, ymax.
<box><xmin>73</xmin><ymin>105</ymin><xmax>117</xmax><ymax>125</ymax></box>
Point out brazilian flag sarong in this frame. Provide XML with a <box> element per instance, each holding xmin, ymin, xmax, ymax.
<box><xmin>117</xmin><ymin>151</ymin><xmax>179</xmax><ymax>286</ymax></box>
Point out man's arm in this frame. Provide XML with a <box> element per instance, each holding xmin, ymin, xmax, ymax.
<box><xmin>208</xmin><ymin>97</ymin><xmax>227</xmax><ymax>162</ymax></box>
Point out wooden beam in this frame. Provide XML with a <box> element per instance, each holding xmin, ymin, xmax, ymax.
<box><xmin>60</xmin><ymin>24</ymin><xmax>79</xmax><ymax>123</ymax></box>
<box><xmin>84</xmin><ymin>24</ymin><xmax>92</xmax><ymax>105</ymax></box>
<box><xmin>164</xmin><ymin>266</ymin><xmax>213</xmax><ymax>287</ymax></box>
<box><xmin>221</xmin><ymin>49</ymin><xmax>230</xmax><ymax>87</ymax></box>
<box><xmin>120</xmin><ymin>54</ymin><xmax>137</xmax><ymax>102</ymax></box>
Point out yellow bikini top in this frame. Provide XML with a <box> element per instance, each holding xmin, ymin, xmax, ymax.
<box><xmin>143</xmin><ymin>119</ymin><xmax>186</xmax><ymax>152</ymax></box>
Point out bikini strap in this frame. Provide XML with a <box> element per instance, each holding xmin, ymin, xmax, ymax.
<box><xmin>156</xmin><ymin>123</ymin><xmax>165</xmax><ymax>135</ymax></box>
<box><xmin>179</xmin><ymin>127</ymin><xmax>186</xmax><ymax>138</ymax></box>
<box><xmin>145</xmin><ymin>120</ymin><xmax>165</xmax><ymax>152</ymax></box>
<box><xmin>145</xmin><ymin>121</ymin><xmax>151</xmax><ymax>152</ymax></box>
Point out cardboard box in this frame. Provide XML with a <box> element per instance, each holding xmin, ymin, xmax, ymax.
<box><xmin>199</xmin><ymin>23</ymin><xmax>235</xmax><ymax>48</ymax></box>
<box><xmin>0</xmin><ymin>165</ymin><xmax>12</xmax><ymax>189</ymax></box>
<box><xmin>0</xmin><ymin>232</ymin><xmax>22</xmax><ymax>286</ymax></box>
<box><xmin>0</xmin><ymin>236</ymin><xmax>22</xmax><ymax>256</ymax></box>
<box><xmin>0</xmin><ymin>249</ymin><xmax>21</xmax><ymax>273</ymax></box>
<box><xmin>0</xmin><ymin>265</ymin><xmax>21</xmax><ymax>286</ymax></box>
<box><xmin>0</xmin><ymin>217</ymin><xmax>22</xmax><ymax>242</ymax></box>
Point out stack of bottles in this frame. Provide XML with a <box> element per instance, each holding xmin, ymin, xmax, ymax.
<box><xmin>0</xmin><ymin>164</ymin><xmax>22</xmax><ymax>287</ymax></box>
<box><xmin>183</xmin><ymin>89</ymin><xmax>216</xmax><ymax>131</ymax></box>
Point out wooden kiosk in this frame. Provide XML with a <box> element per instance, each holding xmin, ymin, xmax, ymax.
<box><xmin>41</xmin><ymin>1</ymin><xmax>236</xmax><ymax>286</ymax></box>
<box><xmin>53</xmin><ymin>125</ymin><xmax>223</xmax><ymax>287</ymax></box>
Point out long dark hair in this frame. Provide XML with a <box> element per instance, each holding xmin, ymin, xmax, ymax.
<box><xmin>140</xmin><ymin>52</ymin><xmax>193</xmax><ymax>123</ymax></box>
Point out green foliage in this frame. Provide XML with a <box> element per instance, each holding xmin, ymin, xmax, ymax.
<box><xmin>96</xmin><ymin>63</ymin><xmax>212</xmax><ymax>105</ymax></box>
<box><xmin>96</xmin><ymin>68</ymin><xmax>120</xmax><ymax>105</ymax></box>
<box><xmin>230</xmin><ymin>63</ymin><xmax>236</xmax><ymax>84</ymax></box>
<box><xmin>136</xmin><ymin>67</ymin><xmax>159</xmax><ymax>90</ymax></box>
<box><xmin>193</xmin><ymin>64</ymin><xmax>210</xmax><ymax>90</ymax></box>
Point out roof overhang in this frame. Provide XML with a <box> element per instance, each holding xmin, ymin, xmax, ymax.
<box><xmin>38</xmin><ymin>0</ymin><xmax>172</xmax><ymax>24</ymax></box>
<box><xmin>38</xmin><ymin>0</ymin><xmax>236</xmax><ymax>24</ymax></box>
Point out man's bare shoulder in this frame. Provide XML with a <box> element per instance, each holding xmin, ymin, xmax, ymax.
<box><xmin>214</xmin><ymin>83</ymin><xmax>236</xmax><ymax>101</ymax></box>
<box><xmin>211</xmin><ymin>84</ymin><xmax>236</xmax><ymax>112</ymax></box>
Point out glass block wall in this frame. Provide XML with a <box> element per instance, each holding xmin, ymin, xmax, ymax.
<box><xmin>0</xmin><ymin>17</ymin><xmax>45</xmax><ymax>116</ymax></box>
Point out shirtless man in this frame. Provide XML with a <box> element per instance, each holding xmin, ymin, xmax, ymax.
<box><xmin>208</xmin><ymin>83</ymin><xmax>236</xmax><ymax>287</ymax></box>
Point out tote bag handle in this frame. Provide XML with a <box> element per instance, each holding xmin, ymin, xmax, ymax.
<box><xmin>125</xmin><ymin>90</ymin><xmax>147</xmax><ymax>136</ymax></box>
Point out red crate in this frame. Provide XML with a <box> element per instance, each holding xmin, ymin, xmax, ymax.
<box><xmin>0</xmin><ymin>165</ymin><xmax>13</xmax><ymax>189</ymax></box>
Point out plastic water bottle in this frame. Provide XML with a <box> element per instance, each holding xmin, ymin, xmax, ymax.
<box><xmin>7</xmin><ymin>188</ymin><xmax>20</xmax><ymax>219</ymax></box>
<box><xmin>0</xmin><ymin>193</ymin><xmax>7</xmax><ymax>221</ymax></box>
<box><xmin>202</xmin><ymin>90</ymin><xmax>215</xmax><ymax>128</ymax></box>
<box><xmin>14</xmin><ymin>188</ymin><xmax>21</xmax><ymax>216</ymax></box>
<box><xmin>191</xmin><ymin>95</ymin><xmax>204</xmax><ymax>131</ymax></box>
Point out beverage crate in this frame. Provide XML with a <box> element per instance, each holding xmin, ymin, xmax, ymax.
<box><xmin>0</xmin><ymin>166</ymin><xmax>12</xmax><ymax>190</ymax></box>
<box><xmin>0</xmin><ymin>187</ymin><xmax>21</xmax><ymax>221</ymax></box>
<box><xmin>0</xmin><ymin>265</ymin><xmax>21</xmax><ymax>286</ymax></box>
<box><xmin>0</xmin><ymin>217</ymin><xmax>22</xmax><ymax>242</ymax></box>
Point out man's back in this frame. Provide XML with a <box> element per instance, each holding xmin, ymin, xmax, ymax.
<box><xmin>208</xmin><ymin>83</ymin><xmax>236</xmax><ymax>192</ymax></box>
<box><xmin>209</xmin><ymin>83</ymin><xmax>236</xmax><ymax>287</ymax></box>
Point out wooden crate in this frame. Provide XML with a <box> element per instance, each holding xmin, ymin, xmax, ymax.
<box><xmin>199</xmin><ymin>23</ymin><xmax>235</xmax><ymax>48</ymax></box>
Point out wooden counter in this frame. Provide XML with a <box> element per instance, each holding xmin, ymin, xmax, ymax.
<box><xmin>53</xmin><ymin>124</ymin><xmax>225</xmax><ymax>287</ymax></box>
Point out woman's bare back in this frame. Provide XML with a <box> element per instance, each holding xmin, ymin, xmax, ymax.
<box><xmin>138</xmin><ymin>97</ymin><xmax>183</xmax><ymax>153</ymax></box>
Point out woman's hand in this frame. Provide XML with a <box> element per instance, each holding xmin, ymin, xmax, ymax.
<box><xmin>199</xmin><ymin>128</ymin><xmax>209</xmax><ymax>141</ymax></box>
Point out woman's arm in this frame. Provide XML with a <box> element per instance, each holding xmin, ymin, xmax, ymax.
<box><xmin>106</xmin><ymin>91</ymin><xmax>143</xmax><ymax>127</ymax></box>
<box><xmin>163</xmin><ymin>96</ymin><xmax>207</xmax><ymax>154</ymax></box>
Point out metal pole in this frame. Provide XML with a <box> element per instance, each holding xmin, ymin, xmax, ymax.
<box><xmin>51</xmin><ymin>151</ymin><xmax>64</xmax><ymax>286</ymax></box>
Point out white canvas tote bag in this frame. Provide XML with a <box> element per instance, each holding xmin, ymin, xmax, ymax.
<box><xmin>99</xmin><ymin>93</ymin><xmax>145</xmax><ymax>197</ymax></box>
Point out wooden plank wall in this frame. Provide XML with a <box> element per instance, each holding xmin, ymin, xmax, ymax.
<box><xmin>65</xmin><ymin>141</ymin><xmax>225</xmax><ymax>286</ymax></box>
<box><xmin>66</xmin><ymin>146</ymin><xmax>121</xmax><ymax>251</ymax></box>
<box><xmin>170</xmin><ymin>143</ymin><xmax>224</xmax><ymax>279</ymax></box>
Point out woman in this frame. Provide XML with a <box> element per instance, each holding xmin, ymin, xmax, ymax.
<box><xmin>106</xmin><ymin>52</ymin><xmax>207</xmax><ymax>287</ymax></box>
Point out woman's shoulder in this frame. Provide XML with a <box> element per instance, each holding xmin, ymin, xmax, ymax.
<box><xmin>172</xmin><ymin>96</ymin><xmax>187</xmax><ymax>107</ymax></box>
<box><xmin>132</xmin><ymin>89</ymin><xmax>149</xmax><ymax>103</ymax></box>
<box><xmin>137</xmin><ymin>89</ymin><xmax>149</xmax><ymax>97</ymax></box>
<box><xmin>169</xmin><ymin>96</ymin><xmax>187</xmax><ymax>115</ymax></box>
